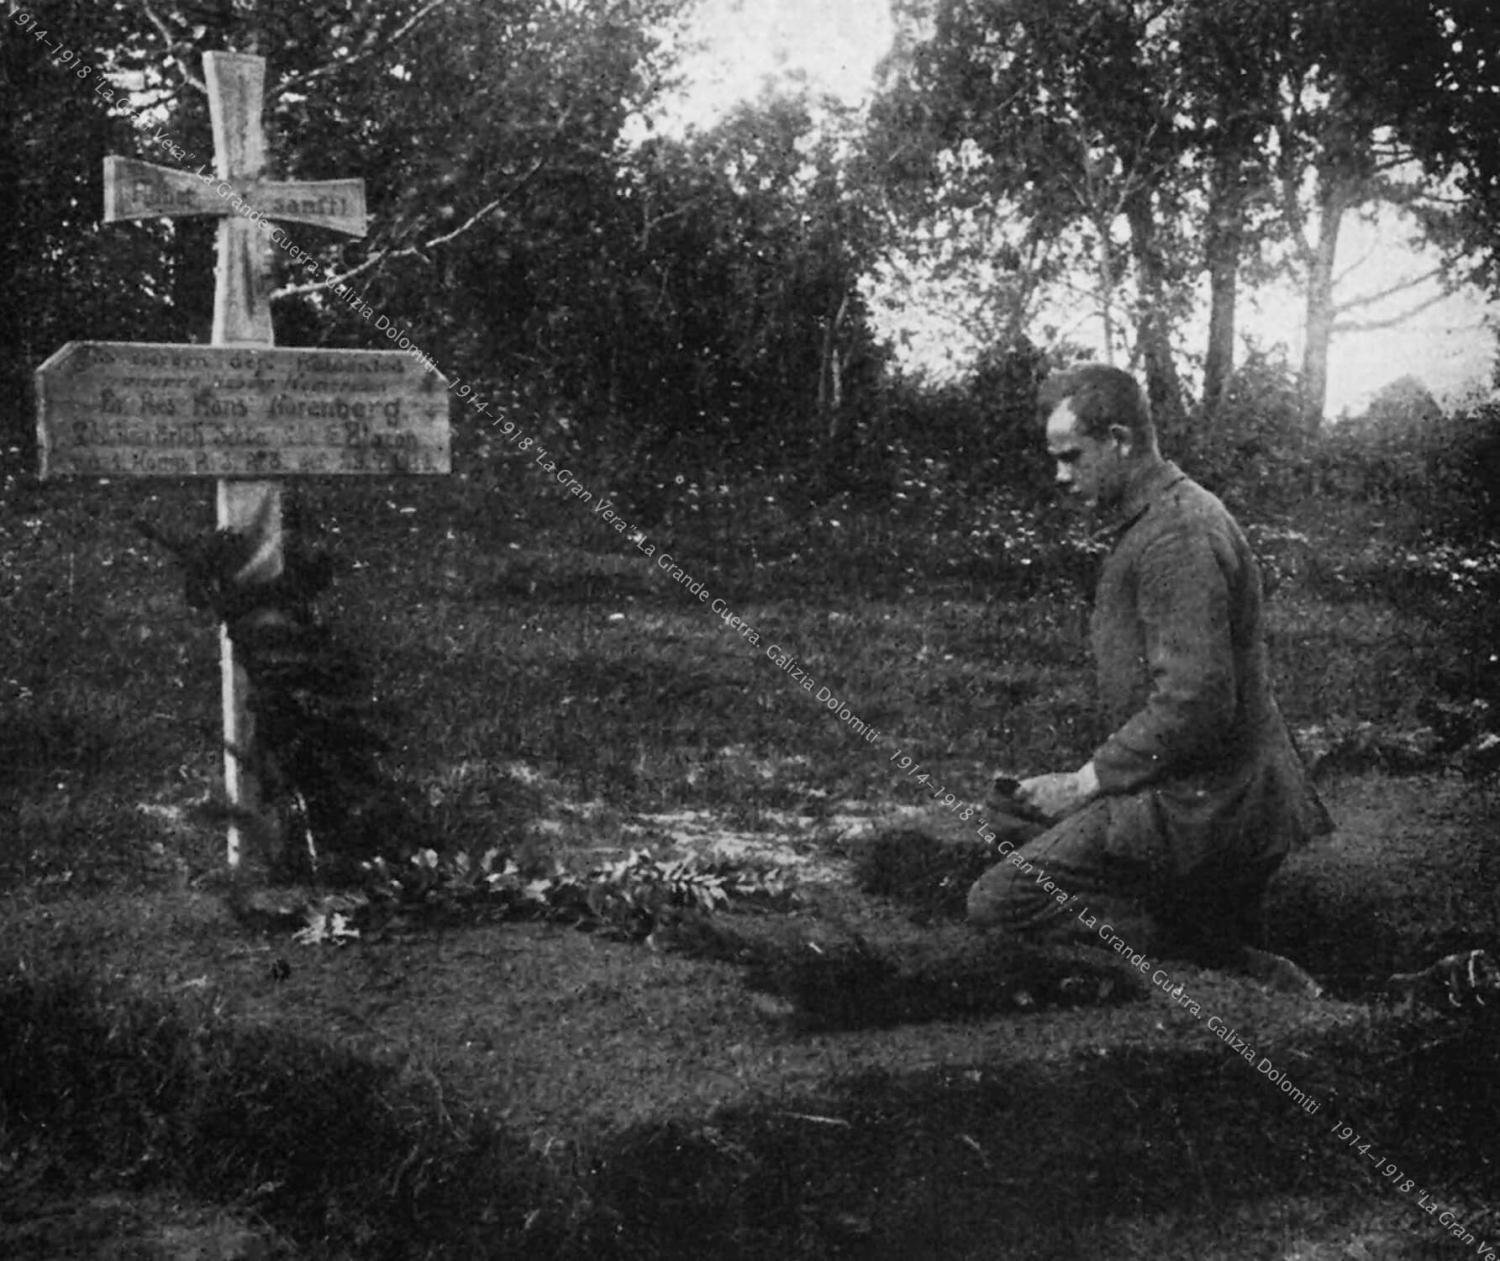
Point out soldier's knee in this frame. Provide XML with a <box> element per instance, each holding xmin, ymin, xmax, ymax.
<box><xmin>966</xmin><ymin>861</ymin><xmax>1018</xmax><ymax>929</ymax></box>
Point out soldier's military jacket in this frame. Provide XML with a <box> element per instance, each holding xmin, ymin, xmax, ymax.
<box><xmin>1090</xmin><ymin>461</ymin><xmax>1332</xmax><ymax>876</ymax></box>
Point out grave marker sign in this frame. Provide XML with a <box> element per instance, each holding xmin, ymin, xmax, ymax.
<box><xmin>37</xmin><ymin>341</ymin><xmax>450</xmax><ymax>478</ymax></box>
<box><xmin>35</xmin><ymin>51</ymin><xmax>450</xmax><ymax>870</ymax></box>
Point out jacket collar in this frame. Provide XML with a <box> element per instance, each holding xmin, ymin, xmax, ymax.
<box><xmin>1106</xmin><ymin>458</ymin><xmax>1186</xmax><ymax>540</ymax></box>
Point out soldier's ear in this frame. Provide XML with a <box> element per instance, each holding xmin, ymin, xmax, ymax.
<box><xmin>1108</xmin><ymin>423</ymin><xmax>1133</xmax><ymax>455</ymax></box>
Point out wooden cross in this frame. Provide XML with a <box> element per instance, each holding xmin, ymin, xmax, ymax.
<box><xmin>36</xmin><ymin>51</ymin><xmax>450</xmax><ymax>871</ymax></box>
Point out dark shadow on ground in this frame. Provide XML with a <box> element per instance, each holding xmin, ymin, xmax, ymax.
<box><xmin>584</xmin><ymin>1010</ymin><xmax>1500</xmax><ymax>1259</ymax></box>
<box><xmin>1267</xmin><ymin>779</ymin><xmax>1500</xmax><ymax>1000</ymax></box>
<box><xmin>664</xmin><ymin>906</ymin><xmax>1141</xmax><ymax>1031</ymax></box>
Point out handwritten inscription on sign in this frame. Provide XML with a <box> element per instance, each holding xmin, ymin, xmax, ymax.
<box><xmin>36</xmin><ymin>342</ymin><xmax>451</xmax><ymax>478</ymax></box>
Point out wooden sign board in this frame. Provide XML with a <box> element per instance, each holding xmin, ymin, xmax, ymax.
<box><xmin>36</xmin><ymin>341</ymin><xmax>451</xmax><ymax>479</ymax></box>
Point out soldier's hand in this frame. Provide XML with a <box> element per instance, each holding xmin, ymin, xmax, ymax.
<box><xmin>1017</xmin><ymin>763</ymin><xmax>1099</xmax><ymax>820</ymax></box>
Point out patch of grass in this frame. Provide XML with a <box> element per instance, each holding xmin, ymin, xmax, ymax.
<box><xmin>0</xmin><ymin>964</ymin><xmax>586</xmax><ymax>1259</ymax></box>
<box><xmin>10</xmin><ymin>466</ymin><xmax>1480</xmax><ymax>872</ymax></box>
<box><xmin>6</xmin><ymin>461</ymin><xmax>1500</xmax><ymax>1258</ymax></box>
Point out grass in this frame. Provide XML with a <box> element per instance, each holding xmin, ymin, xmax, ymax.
<box><xmin>2</xmin><ymin>452</ymin><xmax>1499</xmax><ymax>1256</ymax></box>
<box><xmin>0</xmin><ymin>954</ymin><xmax>573</xmax><ymax>1258</ymax></box>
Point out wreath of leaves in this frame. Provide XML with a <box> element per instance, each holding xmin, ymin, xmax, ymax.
<box><xmin>139</xmin><ymin>511</ymin><xmax>428</xmax><ymax>879</ymax></box>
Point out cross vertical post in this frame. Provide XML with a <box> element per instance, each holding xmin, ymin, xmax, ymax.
<box><xmin>207</xmin><ymin>51</ymin><xmax>278</xmax><ymax>871</ymax></box>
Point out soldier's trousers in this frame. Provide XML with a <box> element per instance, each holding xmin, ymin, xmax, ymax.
<box><xmin>965</xmin><ymin>798</ymin><xmax>1282</xmax><ymax>966</ymax></box>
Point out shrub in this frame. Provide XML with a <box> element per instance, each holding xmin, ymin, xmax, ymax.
<box><xmin>1314</xmin><ymin>388</ymin><xmax>1500</xmax><ymax>540</ymax></box>
<box><xmin>1178</xmin><ymin>343</ymin><xmax>1310</xmax><ymax>512</ymax></box>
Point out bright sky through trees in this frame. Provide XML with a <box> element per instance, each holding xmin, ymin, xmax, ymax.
<box><xmin>671</xmin><ymin>0</ymin><xmax>1496</xmax><ymax>417</ymax></box>
<box><xmin>668</xmin><ymin>0</ymin><xmax>895</xmax><ymax>123</ymax></box>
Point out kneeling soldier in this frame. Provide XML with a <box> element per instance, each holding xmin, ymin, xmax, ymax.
<box><xmin>968</xmin><ymin>365</ymin><xmax>1331</xmax><ymax>993</ymax></box>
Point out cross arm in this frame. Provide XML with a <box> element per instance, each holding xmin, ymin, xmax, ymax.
<box><xmin>104</xmin><ymin>157</ymin><xmax>367</xmax><ymax>237</ymax></box>
<box><xmin>104</xmin><ymin>155</ymin><xmax>223</xmax><ymax>223</ymax></box>
<box><xmin>249</xmin><ymin>180</ymin><xmax>368</xmax><ymax>236</ymax></box>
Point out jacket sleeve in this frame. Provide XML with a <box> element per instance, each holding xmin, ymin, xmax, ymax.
<box><xmin>1092</xmin><ymin>526</ymin><xmax>1239</xmax><ymax>792</ymax></box>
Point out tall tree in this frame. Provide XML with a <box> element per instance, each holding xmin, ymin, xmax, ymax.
<box><xmin>872</xmin><ymin>0</ymin><xmax>1196</xmax><ymax>433</ymax></box>
<box><xmin>1329</xmin><ymin>0</ymin><xmax>1500</xmax><ymax>361</ymax></box>
<box><xmin>861</xmin><ymin>136</ymin><xmax>1085</xmax><ymax>383</ymax></box>
<box><xmin>1268</xmin><ymin>2</ymin><xmax>1410</xmax><ymax>432</ymax></box>
<box><xmin>873</xmin><ymin>0</ymin><xmax>1489</xmax><ymax>435</ymax></box>
<box><xmin>1175</xmin><ymin>0</ymin><xmax>1286</xmax><ymax>419</ymax></box>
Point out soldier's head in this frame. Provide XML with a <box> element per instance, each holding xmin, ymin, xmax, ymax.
<box><xmin>1037</xmin><ymin>364</ymin><xmax>1159</xmax><ymax>511</ymax></box>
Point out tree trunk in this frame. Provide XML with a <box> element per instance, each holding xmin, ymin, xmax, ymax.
<box><xmin>1124</xmin><ymin>191</ymin><xmax>1186</xmax><ymax>436</ymax></box>
<box><xmin>1091</xmin><ymin>209</ymin><xmax>1121</xmax><ymax>366</ymax></box>
<box><xmin>1300</xmin><ymin>175</ymin><xmax>1348</xmax><ymax>435</ymax></box>
<box><xmin>819</xmin><ymin>291</ymin><xmax>849</xmax><ymax>443</ymax></box>
<box><xmin>1203</xmin><ymin>258</ymin><xmax>1237</xmax><ymax>422</ymax></box>
<box><xmin>1202</xmin><ymin>160</ymin><xmax>1246</xmax><ymax>423</ymax></box>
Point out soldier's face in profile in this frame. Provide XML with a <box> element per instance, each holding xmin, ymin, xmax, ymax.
<box><xmin>1045</xmin><ymin>399</ymin><xmax>1128</xmax><ymax>511</ymax></box>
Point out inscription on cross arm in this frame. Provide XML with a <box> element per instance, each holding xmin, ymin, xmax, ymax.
<box><xmin>104</xmin><ymin>156</ymin><xmax>368</xmax><ymax>236</ymax></box>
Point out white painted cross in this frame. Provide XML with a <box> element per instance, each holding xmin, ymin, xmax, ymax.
<box><xmin>35</xmin><ymin>51</ymin><xmax>450</xmax><ymax>870</ymax></box>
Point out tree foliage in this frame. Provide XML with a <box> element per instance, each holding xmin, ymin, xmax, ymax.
<box><xmin>870</xmin><ymin>0</ymin><xmax>1500</xmax><ymax>433</ymax></box>
<box><xmin>1</xmin><ymin>3</ymin><xmax>174</xmax><ymax>457</ymax></box>
<box><xmin>8</xmin><ymin>0</ymin><xmax>1500</xmax><ymax>485</ymax></box>
<box><xmin>603</xmin><ymin>94</ymin><xmax>889</xmax><ymax>482</ymax></box>
<box><xmin>6</xmin><ymin>0</ymin><xmax>892</xmax><ymax>498</ymax></box>
<box><xmin>871</xmin><ymin>0</ymin><xmax>1198</xmax><ymax>431</ymax></box>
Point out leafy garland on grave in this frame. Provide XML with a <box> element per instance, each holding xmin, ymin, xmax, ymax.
<box><xmin>288</xmin><ymin>847</ymin><xmax>798</xmax><ymax>946</ymax></box>
<box><xmin>139</xmin><ymin>507</ymin><xmax>431</xmax><ymax>881</ymax></box>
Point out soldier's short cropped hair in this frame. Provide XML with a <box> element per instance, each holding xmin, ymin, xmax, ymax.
<box><xmin>1038</xmin><ymin>364</ymin><xmax>1154</xmax><ymax>444</ymax></box>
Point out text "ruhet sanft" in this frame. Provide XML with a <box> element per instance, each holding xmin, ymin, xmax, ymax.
<box><xmin>124</xmin><ymin>178</ymin><xmax>356</xmax><ymax>223</ymax></box>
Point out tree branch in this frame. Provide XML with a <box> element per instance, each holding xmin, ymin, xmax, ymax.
<box><xmin>1333</xmin><ymin>238</ymin><xmax>1381</xmax><ymax>286</ymax></box>
<box><xmin>271</xmin><ymin>199</ymin><xmax>499</xmax><ymax>300</ymax></box>
<box><xmin>270</xmin><ymin>157</ymin><xmax>543</xmax><ymax>300</ymax></box>
<box><xmin>640</xmin><ymin>198</ymin><xmax>706</xmax><ymax>248</ymax></box>
<box><xmin>121</xmin><ymin>83</ymin><xmax>189</xmax><ymax>118</ymax></box>
<box><xmin>275</xmin><ymin>0</ymin><xmax>453</xmax><ymax>96</ymax></box>
<box><xmin>1333</xmin><ymin>290</ymin><xmax>1450</xmax><ymax>334</ymax></box>
<box><xmin>1276</xmin><ymin>133</ymin><xmax>1315</xmax><ymax>269</ymax></box>
<box><xmin>1335</xmin><ymin>266</ymin><xmax>1445</xmax><ymax>314</ymax></box>
<box><xmin>141</xmin><ymin>1</ymin><xmax>206</xmax><ymax>95</ymax></box>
